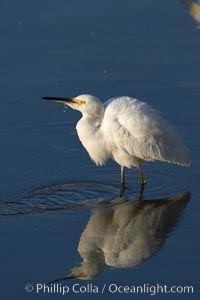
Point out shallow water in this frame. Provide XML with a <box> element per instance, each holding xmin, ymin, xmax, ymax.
<box><xmin>0</xmin><ymin>0</ymin><xmax>200</xmax><ymax>299</ymax></box>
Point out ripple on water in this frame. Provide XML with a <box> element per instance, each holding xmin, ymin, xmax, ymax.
<box><xmin>0</xmin><ymin>182</ymin><xmax>121</xmax><ymax>217</ymax></box>
<box><xmin>140</xmin><ymin>163</ymin><xmax>192</xmax><ymax>198</ymax></box>
<box><xmin>0</xmin><ymin>161</ymin><xmax>192</xmax><ymax>217</ymax></box>
<box><xmin>54</xmin><ymin>162</ymin><xmax>191</xmax><ymax>195</ymax></box>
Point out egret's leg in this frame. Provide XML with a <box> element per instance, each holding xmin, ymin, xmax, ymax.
<box><xmin>121</xmin><ymin>166</ymin><xmax>125</xmax><ymax>185</ymax></box>
<box><xmin>119</xmin><ymin>166</ymin><xmax>126</xmax><ymax>197</ymax></box>
<box><xmin>137</xmin><ymin>165</ymin><xmax>147</xmax><ymax>185</ymax></box>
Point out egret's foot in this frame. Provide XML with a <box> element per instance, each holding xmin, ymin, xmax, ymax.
<box><xmin>140</xmin><ymin>176</ymin><xmax>147</xmax><ymax>185</ymax></box>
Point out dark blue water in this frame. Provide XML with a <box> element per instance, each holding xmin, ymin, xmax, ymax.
<box><xmin>0</xmin><ymin>0</ymin><xmax>200</xmax><ymax>299</ymax></box>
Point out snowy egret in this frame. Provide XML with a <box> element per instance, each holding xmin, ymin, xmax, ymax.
<box><xmin>180</xmin><ymin>0</ymin><xmax>200</xmax><ymax>25</ymax></box>
<box><xmin>49</xmin><ymin>191</ymin><xmax>190</xmax><ymax>281</ymax></box>
<box><xmin>43</xmin><ymin>95</ymin><xmax>191</xmax><ymax>190</ymax></box>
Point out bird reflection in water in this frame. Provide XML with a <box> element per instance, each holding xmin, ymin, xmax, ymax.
<box><xmin>180</xmin><ymin>0</ymin><xmax>200</xmax><ymax>27</ymax></box>
<box><xmin>50</xmin><ymin>191</ymin><xmax>190</xmax><ymax>282</ymax></box>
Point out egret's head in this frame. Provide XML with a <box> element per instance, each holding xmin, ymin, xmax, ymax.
<box><xmin>48</xmin><ymin>260</ymin><xmax>105</xmax><ymax>283</ymax></box>
<box><xmin>42</xmin><ymin>94</ymin><xmax>105</xmax><ymax>120</ymax></box>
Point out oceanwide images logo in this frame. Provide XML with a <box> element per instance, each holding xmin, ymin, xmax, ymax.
<box><xmin>24</xmin><ymin>283</ymin><xmax>194</xmax><ymax>296</ymax></box>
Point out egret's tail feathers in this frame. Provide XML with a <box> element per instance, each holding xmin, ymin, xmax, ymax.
<box><xmin>166</xmin><ymin>145</ymin><xmax>191</xmax><ymax>167</ymax></box>
<box><xmin>138</xmin><ymin>143</ymin><xmax>191</xmax><ymax>167</ymax></box>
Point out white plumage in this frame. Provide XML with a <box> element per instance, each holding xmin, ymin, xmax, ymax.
<box><xmin>102</xmin><ymin>97</ymin><xmax>190</xmax><ymax>166</ymax></box>
<box><xmin>43</xmin><ymin>94</ymin><xmax>191</xmax><ymax>188</ymax></box>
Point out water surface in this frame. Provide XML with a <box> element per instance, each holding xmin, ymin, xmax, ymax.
<box><xmin>0</xmin><ymin>0</ymin><xmax>200</xmax><ymax>299</ymax></box>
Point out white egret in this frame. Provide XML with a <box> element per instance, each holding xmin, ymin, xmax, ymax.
<box><xmin>43</xmin><ymin>95</ymin><xmax>191</xmax><ymax>189</ymax></box>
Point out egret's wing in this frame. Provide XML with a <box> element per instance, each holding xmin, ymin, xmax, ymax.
<box><xmin>102</xmin><ymin>97</ymin><xmax>191</xmax><ymax>166</ymax></box>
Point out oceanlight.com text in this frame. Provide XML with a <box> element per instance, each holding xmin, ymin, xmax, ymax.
<box><xmin>25</xmin><ymin>283</ymin><xmax>194</xmax><ymax>296</ymax></box>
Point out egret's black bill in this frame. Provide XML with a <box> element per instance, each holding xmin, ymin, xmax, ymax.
<box><xmin>48</xmin><ymin>275</ymin><xmax>76</xmax><ymax>284</ymax></box>
<box><xmin>42</xmin><ymin>96</ymin><xmax>73</xmax><ymax>103</ymax></box>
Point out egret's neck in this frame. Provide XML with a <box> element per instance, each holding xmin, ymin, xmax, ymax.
<box><xmin>76</xmin><ymin>110</ymin><xmax>104</xmax><ymax>136</ymax></box>
<box><xmin>76</xmin><ymin>113</ymin><xmax>109</xmax><ymax>166</ymax></box>
<box><xmin>76</xmin><ymin>115</ymin><xmax>102</xmax><ymax>148</ymax></box>
<box><xmin>82</xmin><ymin>108</ymin><xmax>105</xmax><ymax>126</ymax></box>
